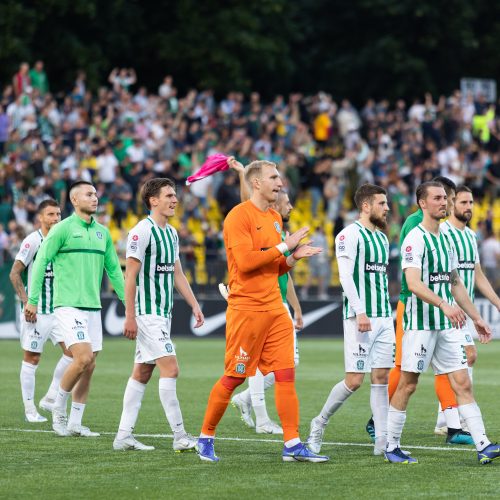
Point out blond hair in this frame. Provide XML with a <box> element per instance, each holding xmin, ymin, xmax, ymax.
<box><xmin>244</xmin><ymin>160</ymin><xmax>277</xmax><ymax>187</ymax></box>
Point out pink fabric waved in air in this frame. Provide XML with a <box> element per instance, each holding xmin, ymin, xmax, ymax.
<box><xmin>186</xmin><ymin>153</ymin><xmax>229</xmax><ymax>185</ymax></box>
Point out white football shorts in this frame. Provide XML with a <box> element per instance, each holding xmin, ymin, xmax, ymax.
<box><xmin>343</xmin><ymin>316</ymin><xmax>395</xmax><ymax>373</ymax></box>
<box><xmin>54</xmin><ymin>307</ymin><xmax>103</xmax><ymax>352</ymax></box>
<box><xmin>20</xmin><ymin>313</ymin><xmax>63</xmax><ymax>353</ymax></box>
<box><xmin>401</xmin><ymin>327</ymin><xmax>467</xmax><ymax>375</ymax></box>
<box><xmin>134</xmin><ymin>314</ymin><xmax>176</xmax><ymax>364</ymax></box>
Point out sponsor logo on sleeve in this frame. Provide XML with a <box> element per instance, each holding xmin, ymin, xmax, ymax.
<box><xmin>337</xmin><ymin>234</ymin><xmax>346</xmax><ymax>252</ymax></box>
<box><xmin>404</xmin><ymin>245</ymin><xmax>413</xmax><ymax>262</ymax></box>
<box><xmin>274</xmin><ymin>222</ymin><xmax>281</xmax><ymax>233</ymax></box>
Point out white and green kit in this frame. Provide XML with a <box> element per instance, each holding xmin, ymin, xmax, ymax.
<box><xmin>126</xmin><ymin>216</ymin><xmax>179</xmax><ymax>363</ymax></box>
<box><xmin>335</xmin><ymin>222</ymin><xmax>394</xmax><ymax>373</ymax></box>
<box><xmin>401</xmin><ymin>224</ymin><xmax>466</xmax><ymax>374</ymax></box>
<box><xmin>15</xmin><ymin>230</ymin><xmax>62</xmax><ymax>352</ymax></box>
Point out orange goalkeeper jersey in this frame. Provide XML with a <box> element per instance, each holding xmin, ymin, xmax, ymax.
<box><xmin>224</xmin><ymin>200</ymin><xmax>291</xmax><ymax>311</ymax></box>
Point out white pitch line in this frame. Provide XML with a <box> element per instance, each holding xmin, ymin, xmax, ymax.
<box><xmin>0</xmin><ymin>427</ymin><xmax>475</xmax><ymax>453</ymax></box>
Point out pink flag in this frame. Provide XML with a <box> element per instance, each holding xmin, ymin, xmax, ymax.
<box><xmin>186</xmin><ymin>153</ymin><xmax>230</xmax><ymax>185</ymax></box>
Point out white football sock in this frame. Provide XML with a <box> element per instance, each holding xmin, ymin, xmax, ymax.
<box><xmin>285</xmin><ymin>438</ymin><xmax>300</xmax><ymax>448</ymax></box>
<box><xmin>68</xmin><ymin>402</ymin><xmax>86</xmax><ymax>427</ymax></box>
<box><xmin>371</xmin><ymin>384</ymin><xmax>388</xmax><ymax>450</ymax></box>
<box><xmin>20</xmin><ymin>361</ymin><xmax>38</xmax><ymax>413</ymax></box>
<box><xmin>435</xmin><ymin>402</ymin><xmax>446</xmax><ymax>428</ymax></box>
<box><xmin>159</xmin><ymin>377</ymin><xmax>185</xmax><ymax>438</ymax></box>
<box><xmin>458</xmin><ymin>402</ymin><xmax>491</xmax><ymax>451</ymax></box>
<box><xmin>45</xmin><ymin>355</ymin><xmax>72</xmax><ymax>401</ymax></box>
<box><xmin>249</xmin><ymin>370</ymin><xmax>271</xmax><ymax>425</ymax></box>
<box><xmin>386</xmin><ymin>405</ymin><xmax>406</xmax><ymax>452</ymax></box>
<box><xmin>116</xmin><ymin>378</ymin><xmax>147</xmax><ymax>440</ymax></box>
<box><xmin>468</xmin><ymin>367</ymin><xmax>473</xmax><ymax>384</ymax></box>
<box><xmin>443</xmin><ymin>406</ymin><xmax>461</xmax><ymax>430</ymax></box>
<box><xmin>53</xmin><ymin>386</ymin><xmax>71</xmax><ymax>415</ymax></box>
<box><xmin>264</xmin><ymin>372</ymin><xmax>275</xmax><ymax>390</ymax></box>
<box><xmin>318</xmin><ymin>380</ymin><xmax>353</xmax><ymax>425</ymax></box>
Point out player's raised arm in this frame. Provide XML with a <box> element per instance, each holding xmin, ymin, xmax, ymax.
<box><xmin>104</xmin><ymin>229</ymin><xmax>125</xmax><ymax>302</ymax></box>
<box><xmin>227</xmin><ymin>157</ymin><xmax>250</xmax><ymax>202</ymax></box>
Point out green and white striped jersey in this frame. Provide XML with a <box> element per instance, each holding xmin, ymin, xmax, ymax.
<box><xmin>126</xmin><ymin>217</ymin><xmax>179</xmax><ymax>318</ymax></box>
<box><xmin>441</xmin><ymin>221</ymin><xmax>479</xmax><ymax>301</ymax></box>
<box><xmin>336</xmin><ymin>221</ymin><xmax>392</xmax><ymax>319</ymax></box>
<box><xmin>15</xmin><ymin>230</ymin><xmax>54</xmax><ymax>314</ymax></box>
<box><xmin>401</xmin><ymin>224</ymin><xmax>458</xmax><ymax>331</ymax></box>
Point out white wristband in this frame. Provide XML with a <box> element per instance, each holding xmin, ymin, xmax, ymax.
<box><xmin>276</xmin><ymin>242</ymin><xmax>289</xmax><ymax>254</ymax></box>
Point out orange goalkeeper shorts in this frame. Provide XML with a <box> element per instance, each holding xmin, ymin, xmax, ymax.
<box><xmin>224</xmin><ymin>305</ymin><xmax>294</xmax><ymax>378</ymax></box>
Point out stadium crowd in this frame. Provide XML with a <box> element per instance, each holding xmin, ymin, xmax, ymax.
<box><xmin>1</xmin><ymin>61</ymin><xmax>500</xmax><ymax>292</ymax></box>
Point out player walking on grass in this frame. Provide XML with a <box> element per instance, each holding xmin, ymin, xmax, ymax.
<box><xmin>10</xmin><ymin>199</ymin><xmax>73</xmax><ymax>422</ymax></box>
<box><xmin>366</xmin><ymin>177</ymin><xmax>472</xmax><ymax>446</ymax></box>
<box><xmin>113</xmin><ymin>178</ymin><xmax>204</xmax><ymax>452</ymax></box>
<box><xmin>307</xmin><ymin>184</ymin><xmax>395</xmax><ymax>456</ymax></box>
<box><xmin>227</xmin><ymin>159</ymin><xmax>303</xmax><ymax>435</ymax></box>
<box><xmin>385</xmin><ymin>181</ymin><xmax>500</xmax><ymax>465</ymax></box>
<box><xmin>197</xmin><ymin>159</ymin><xmax>328</xmax><ymax>463</ymax></box>
<box><xmin>25</xmin><ymin>181</ymin><xmax>125</xmax><ymax>437</ymax></box>
<box><xmin>437</xmin><ymin>186</ymin><xmax>500</xmax><ymax>434</ymax></box>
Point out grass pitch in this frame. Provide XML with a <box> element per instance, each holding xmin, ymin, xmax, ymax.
<box><xmin>1</xmin><ymin>338</ymin><xmax>499</xmax><ymax>499</ymax></box>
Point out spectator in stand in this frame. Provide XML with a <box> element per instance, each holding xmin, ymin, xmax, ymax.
<box><xmin>216</xmin><ymin>171</ymin><xmax>240</xmax><ymax>218</ymax></box>
<box><xmin>178</xmin><ymin>224</ymin><xmax>198</xmax><ymax>290</ymax></box>
<box><xmin>480</xmin><ymin>230</ymin><xmax>500</xmax><ymax>289</ymax></box>
<box><xmin>0</xmin><ymin>105</ymin><xmax>8</xmax><ymax>154</ymax></box>
<box><xmin>12</xmin><ymin>63</ymin><xmax>31</xmax><ymax>97</ymax></box>
<box><xmin>109</xmin><ymin>176</ymin><xmax>133</xmax><ymax>228</ymax></box>
<box><xmin>301</xmin><ymin>225</ymin><xmax>331</xmax><ymax>300</ymax></box>
<box><xmin>29</xmin><ymin>61</ymin><xmax>49</xmax><ymax>96</ymax></box>
<box><xmin>96</xmin><ymin>145</ymin><xmax>118</xmax><ymax>189</ymax></box>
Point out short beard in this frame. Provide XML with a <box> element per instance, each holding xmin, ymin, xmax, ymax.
<box><xmin>455</xmin><ymin>211</ymin><xmax>472</xmax><ymax>223</ymax></box>
<box><xmin>369</xmin><ymin>214</ymin><xmax>387</xmax><ymax>230</ymax></box>
<box><xmin>281</xmin><ymin>215</ymin><xmax>290</xmax><ymax>223</ymax></box>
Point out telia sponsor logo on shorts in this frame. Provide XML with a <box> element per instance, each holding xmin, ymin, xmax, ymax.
<box><xmin>156</xmin><ymin>263</ymin><xmax>175</xmax><ymax>273</ymax></box>
<box><xmin>429</xmin><ymin>272</ymin><xmax>451</xmax><ymax>284</ymax></box>
<box><xmin>364</xmin><ymin>262</ymin><xmax>387</xmax><ymax>273</ymax></box>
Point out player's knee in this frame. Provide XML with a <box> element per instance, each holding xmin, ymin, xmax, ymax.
<box><xmin>401</xmin><ymin>381</ymin><xmax>418</xmax><ymax>397</ymax></box>
<box><xmin>345</xmin><ymin>374</ymin><xmax>364</xmax><ymax>391</ymax></box>
<box><xmin>220</xmin><ymin>375</ymin><xmax>245</xmax><ymax>391</ymax></box>
<box><xmin>23</xmin><ymin>352</ymin><xmax>41</xmax><ymax>365</ymax></box>
<box><xmin>74</xmin><ymin>353</ymin><xmax>94</xmax><ymax>370</ymax></box>
<box><xmin>274</xmin><ymin>368</ymin><xmax>295</xmax><ymax>383</ymax></box>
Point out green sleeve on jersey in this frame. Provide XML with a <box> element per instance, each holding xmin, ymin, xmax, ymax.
<box><xmin>104</xmin><ymin>229</ymin><xmax>125</xmax><ymax>302</ymax></box>
<box><xmin>27</xmin><ymin>224</ymin><xmax>66</xmax><ymax>306</ymax></box>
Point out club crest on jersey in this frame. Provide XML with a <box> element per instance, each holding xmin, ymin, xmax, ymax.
<box><xmin>274</xmin><ymin>222</ymin><xmax>281</xmax><ymax>233</ymax></box>
<box><xmin>96</xmin><ymin>231</ymin><xmax>103</xmax><ymax>239</ymax></box>
<box><xmin>235</xmin><ymin>363</ymin><xmax>246</xmax><ymax>374</ymax></box>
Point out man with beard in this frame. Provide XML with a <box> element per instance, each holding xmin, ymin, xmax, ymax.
<box><xmin>385</xmin><ymin>182</ymin><xmax>497</xmax><ymax>464</ymax></box>
<box><xmin>307</xmin><ymin>184</ymin><xmax>395</xmax><ymax>457</ymax></box>
<box><xmin>436</xmin><ymin>185</ymin><xmax>500</xmax><ymax>433</ymax></box>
